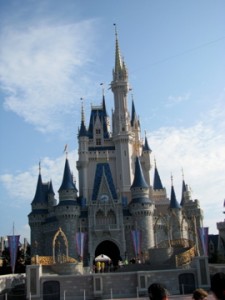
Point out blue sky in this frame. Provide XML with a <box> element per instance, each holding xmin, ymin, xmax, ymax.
<box><xmin>0</xmin><ymin>0</ymin><xmax>225</xmax><ymax>242</ymax></box>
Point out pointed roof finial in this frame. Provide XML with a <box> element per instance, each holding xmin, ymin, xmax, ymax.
<box><xmin>113</xmin><ymin>23</ymin><xmax>118</xmax><ymax>37</ymax></box>
<box><xmin>181</xmin><ymin>167</ymin><xmax>184</xmax><ymax>180</ymax></box>
<box><xmin>80</xmin><ymin>97</ymin><xmax>85</xmax><ymax>123</ymax></box>
<box><xmin>100</xmin><ymin>83</ymin><xmax>105</xmax><ymax>96</ymax></box>
<box><xmin>39</xmin><ymin>160</ymin><xmax>41</xmax><ymax>174</ymax></box>
<box><xmin>171</xmin><ymin>173</ymin><xmax>174</xmax><ymax>186</ymax></box>
<box><xmin>63</xmin><ymin>144</ymin><xmax>68</xmax><ymax>158</ymax></box>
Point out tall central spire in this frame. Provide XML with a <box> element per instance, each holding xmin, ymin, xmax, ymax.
<box><xmin>114</xmin><ymin>24</ymin><xmax>122</xmax><ymax>79</ymax></box>
<box><xmin>112</xmin><ymin>24</ymin><xmax>128</xmax><ymax>82</ymax></box>
<box><xmin>111</xmin><ymin>24</ymin><xmax>130</xmax><ymax>135</ymax></box>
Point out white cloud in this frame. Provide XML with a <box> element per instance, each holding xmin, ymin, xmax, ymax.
<box><xmin>166</xmin><ymin>92</ymin><xmax>190</xmax><ymax>107</ymax></box>
<box><xmin>148</xmin><ymin>101</ymin><xmax>225</xmax><ymax>234</ymax></box>
<box><xmin>0</xmin><ymin>20</ymin><xmax>98</xmax><ymax>133</ymax></box>
<box><xmin>0</xmin><ymin>151</ymin><xmax>78</xmax><ymax>206</ymax></box>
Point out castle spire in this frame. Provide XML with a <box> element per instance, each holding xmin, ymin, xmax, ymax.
<box><xmin>32</xmin><ymin>167</ymin><xmax>44</xmax><ymax>204</ymax></box>
<box><xmin>58</xmin><ymin>158</ymin><xmax>76</xmax><ymax>192</ymax></box>
<box><xmin>143</xmin><ymin>131</ymin><xmax>151</xmax><ymax>152</ymax></box>
<box><xmin>131</xmin><ymin>156</ymin><xmax>149</xmax><ymax>189</ymax></box>
<box><xmin>78</xmin><ymin>98</ymin><xmax>88</xmax><ymax>137</ymax></box>
<box><xmin>153</xmin><ymin>159</ymin><xmax>163</xmax><ymax>190</ymax></box>
<box><xmin>131</xmin><ymin>96</ymin><xmax>136</xmax><ymax>127</ymax></box>
<box><xmin>170</xmin><ymin>174</ymin><xmax>181</xmax><ymax>209</ymax></box>
<box><xmin>112</xmin><ymin>23</ymin><xmax>128</xmax><ymax>82</ymax></box>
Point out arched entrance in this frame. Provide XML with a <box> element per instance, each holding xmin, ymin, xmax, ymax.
<box><xmin>95</xmin><ymin>240</ymin><xmax>121</xmax><ymax>266</ymax></box>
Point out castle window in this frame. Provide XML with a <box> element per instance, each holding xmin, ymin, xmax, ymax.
<box><xmin>96</xmin><ymin>129</ymin><xmax>101</xmax><ymax>134</ymax></box>
<box><xmin>96</xmin><ymin>138</ymin><xmax>101</xmax><ymax>145</ymax></box>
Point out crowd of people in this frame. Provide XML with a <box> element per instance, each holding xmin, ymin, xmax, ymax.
<box><xmin>148</xmin><ymin>272</ymin><xmax>225</xmax><ymax>300</ymax></box>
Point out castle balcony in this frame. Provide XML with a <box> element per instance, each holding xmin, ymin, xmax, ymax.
<box><xmin>91</xmin><ymin>224</ymin><xmax>120</xmax><ymax>232</ymax></box>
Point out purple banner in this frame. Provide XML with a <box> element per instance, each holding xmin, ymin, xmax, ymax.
<box><xmin>76</xmin><ymin>232</ymin><xmax>87</xmax><ymax>259</ymax></box>
<box><xmin>131</xmin><ymin>230</ymin><xmax>141</xmax><ymax>257</ymax></box>
<box><xmin>198</xmin><ymin>227</ymin><xmax>208</xmax><ymax>256</ymax></box>
<box><xmin>7</xmin><ymin>235</ymin><xmax>20</xmax><ymax>274</ymax></box>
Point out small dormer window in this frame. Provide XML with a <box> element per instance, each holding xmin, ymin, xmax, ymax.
<box><xmin>96</xmin><ymin>129</ymin><xmax>101</xmax><ymax>135</ymax></box>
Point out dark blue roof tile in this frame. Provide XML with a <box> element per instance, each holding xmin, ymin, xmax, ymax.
<box><xmin>170</xmin><ymin>185</ymin><xmax>181</xmax><ymax>209</ymax></box>
<box><xmin>180</xmin><ymin>179</ymin><xmax>187</xmax><ymax>206</ymax></box>
<box><xmin>32</xmin><ymin>174</ymin><xmax>47</xmax><ymax>204</ymax></box>
<box><xmin>92</xmin><ymin>163</ymin><xmax>117</xmax><ymax>200</ymax></box>
<box><xmin>153</xmin><ymin>166</ymin><xmax>163</xmax><ymax>190</ymax></box>
<box><xmin>131</xmin><ymin>157</ymin><xmax>149</xmax><ymax>189</ymax></box>
<box><xmin>143</xmin><ymin>136</ymin><xmax>151</xmax><ymax>152</ymax></box>
<box><xmin>58</xmin><ymin>158</ymin><xmax>76</xmax><ymax>192</ymax></box>
<box><xmin>130</xmin><ymin>197</ymin><xmax>151</xmax><ymax>204</ymax></box>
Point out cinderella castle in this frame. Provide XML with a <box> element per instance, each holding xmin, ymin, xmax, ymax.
<box><xmin>28</xmin><ymin>28</ymin><xmax>205</xmax><ymax>270</ymax></box>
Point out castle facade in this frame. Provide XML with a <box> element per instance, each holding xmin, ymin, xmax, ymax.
<box><xmin>28</xmin><ymin>31</ymin><xmax>204</xmax><ymax>267</ymax></box>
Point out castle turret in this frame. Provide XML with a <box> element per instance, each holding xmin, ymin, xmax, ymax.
<box><xmin>152</xmin><ymin>160</ymin><xmax>168</xmax><ymax>203</ymax></box>
<box><xmin>56</xmin><ymin>157</ymin><xmax>80</xmax><ymax>258</ymax></box>
<box><xmin>28</xmin><ymin>166</ymin><xmax>48</xmax><ymax>256</ymax></box>
<box><xmin>129</xmin><ymin>156</ymin><xmax>155</xmax><ymax>252</ymax></box>
<box><xmin>180</xmin><ymin>175</ymin><xmax>191</xmax><ymax>206</ymax></box>
<box><xmin>169</xmin><ymin>177</ymin><xmax>182</xmax><ymax>240</ymax></box>
<box><xmin>58</xmin><ymin>158</ymin><xmax>78</xmax><ymax>202</ymax></box>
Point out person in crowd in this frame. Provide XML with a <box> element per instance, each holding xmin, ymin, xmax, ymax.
<box><xmin>192</xmin><ymin>288</ymin><xmax>208</xmax><ymax>300</ymax></box>
<box><xmin>148</xmin><ymin>283</ymin><xmax>169</xmax><ymax>300</ymax></box>
<box><xmin>211</xmin><ymin>272</ymin><xmax>225</xmax><ymax>300</ymax></box>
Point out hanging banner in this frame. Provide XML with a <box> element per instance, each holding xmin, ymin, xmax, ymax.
<box><xmin>75</xmin><ymin>232</ymin><xmax>87</xmax><ymax>259</ymax></box>
<box><xmin>131</xmin><ymin>230</ymin><xmax>141</xmax><ymax>257</ymax></box>
<box><xmin>198</xmin><ymin>227</ymin><xmax>208</xmax><ymax>256</ymax></box>
<box><xmin>7</xmin><ymin>235</ymin><xmax>20</xmax><ymax>274</ymax></box>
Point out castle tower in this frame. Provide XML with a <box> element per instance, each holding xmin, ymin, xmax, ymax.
<box><xmin>111</xmin><ymin>27</ymin><xmax>135</xmax><ymax>199</ymax></box>
<box><xmin>55</xmin><ymin>157</ymin><xmax>80</xmax><ymax>258</ymax></box>
<box><xmin>28</xmin><ymin>165</ymin><xmax>48</xmax><ymax>256</ymax></box>
<box><xmin>168</xmin><ymin>177</ymin><xmax>182</xmax><ymax>241</ymax></box>
<box><xmin>129</xmin><ymin>157</ymin><xmax>155</xmax><ymax>254</ymax></box>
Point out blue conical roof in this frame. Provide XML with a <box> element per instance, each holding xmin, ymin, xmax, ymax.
<box><xmin>32</xmin><ymin>174</ymin><xmax>45</xmax><ymax>204</ymax></box>
<box><xmin>153</xmin><ymin>165</ymin><xmax>163</xmax><ymax>190</ymax></box>
<box><xmin>58</xmin><ymin>158</ymin><xmax>76</xmax><ymax>192</ymax></box>
<box><xmin>102</xmin><ymin>95</ymin><xmax>108</xmax><ymax>116</ymax></box>
<box><xmin>180</xmin><ymin>179</ymin><xmax>187</xmax><ymax>206</ymax></box>
<box><xmin>48</xmin><ymin>180</ymin><xmax>55</xmax><ymax>195</ymax></box>
<box><xmin>170</xmin><ymin>185</ymin><xmax>181</xmax><ymax>209</ymax></box>
<box><xmin>143</xmin><ymin>136</ymin><xmax>151</xmax><ymax>152</ymax></box>
<box><xmin>131</xmin><ymin>100</ymin><xmax>136</xmax><ymax>127</ymax></box>
<box><xmin>131</xmin><ymin>157</ymin><xmax>149</xmax><ymax>189</ymax></box>
<box><xmin>78</xmin><ymin>120</ymin><xmax>88</xmax><ymax>137</ymax></box>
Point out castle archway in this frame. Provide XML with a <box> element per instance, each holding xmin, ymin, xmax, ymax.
<box><xmin>95</xmin><ymin>240</ymin><xmax>121</xmax><ymax>266</ymax></box>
